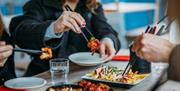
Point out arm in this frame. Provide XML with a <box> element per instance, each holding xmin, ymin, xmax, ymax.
<box><xmin>168</xmin><ymin>45</ymin><xmax>180</xmax><ymax>82</ymax></box>
<box><xmin>9</xmin><ymin>0</ymin><xmax>58</xmax><ymax>50</ymax></box>
<box><xmin>10</xmin><ymin>0</ymin><xmax>86</xmax><ymax>50</ymax></box>
<box><xmin>0</xmin><ymin>32</ymin><xmax>15</xmax><ymax>85</ymax></box>
<box><xmin>45</xmin><ymin>22</ymin><xmax>64</xmax><ymax>41</ymax></box>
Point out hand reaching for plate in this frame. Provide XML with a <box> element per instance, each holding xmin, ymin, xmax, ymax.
<box><xmin>0</xmin><ymin>41</ymin><xmax>13</xmax><ymax>67</ymax></box>
<box><xmin>99</xmin><ymin>38</ymin><xmax>116</xmax><ymax>61</ymax></box>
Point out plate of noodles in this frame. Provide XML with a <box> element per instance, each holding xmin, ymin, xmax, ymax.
<box><xmin>82</xmin><ymin>66</ymin><xmax>150</xmax><ymax>88</ymax></box>
<box><xmin>69</xmin><ymin>52</ymin><xmax>107</xmax><ymax>66</ymax></box>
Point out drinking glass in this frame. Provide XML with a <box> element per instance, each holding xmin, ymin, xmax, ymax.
<box><xmin>49</xmin><ymin>58</ymin><xmax>69</xmax><ymax>85</ymax></box>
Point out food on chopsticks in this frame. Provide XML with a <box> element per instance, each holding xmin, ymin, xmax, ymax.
<box><xmin>85</xmin><ymin>66</ymin><xmax>149</xmax><ymax>84</ymax></box>
<box><xmin>79</xmin><ymin>80</ymin><xmax>110</xmax><ymax>91</ymax></box>
<box><xmin>48</xmin><ymin>87</ymin><xmax>83</xmax><ymax>91</ymax></box>
<box><xmin>87</xmin><ymin>37</ymin><xmax>100</xmax><ymax>55</ymax></box>
<box><xmin>40</xmin><ymin>47</ymin><xmax>53</xmax><ymax>60</ymax></box>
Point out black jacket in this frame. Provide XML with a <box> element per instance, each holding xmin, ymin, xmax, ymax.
<box><xmin>0</xmin><ymin>31</ymin><xmax>15</xmax><ymax>85</ymax></box>
<box><xmin>10</xmin><ymin>0</ymin><xmax>120</xmax><ymax>76</ymax></box>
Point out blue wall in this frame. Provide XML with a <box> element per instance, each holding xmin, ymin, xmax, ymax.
<box><xmin>124</xmin><ymin>10</ymin><xmax>155</xmax><ymax>31</ymax></box>
<box><xmin>100</xmin><ymin>0</ymin><xmax>155</xmax><ymax>4</ymax></box>
<box><xmin>0</xmin><ymin>0</ymin><xmax>28</xmax><ymax>15</ymax></box>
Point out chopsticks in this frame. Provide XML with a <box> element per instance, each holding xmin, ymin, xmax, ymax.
<box><xmin>64</xmin><ymin>5</ymin><xmax>95</xmax><ymax>42</ymax></box>
<box><xmin>122</xmin><ymin>15</ymin><xmax>174</xmax><ymax>76</ymax></box>
<box><xmin>14</xmin><ymin>48</ymin><xmax>42</xmax><ymax>54</ymax></box>
<box><xmin>122</xmin><ymin>26</ymin><xmax>151</xmax><ymax>76</ymax></box>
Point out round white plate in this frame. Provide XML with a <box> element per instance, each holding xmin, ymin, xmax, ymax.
<box><xmin>69</xmin><ymin>52</ymin><xmax>106</xmax><ymax>66</ymax></box>
<box><xmin>4</xmin><ymin>77</ymin><xmax>47</xmax><ymax>90</ymax></box>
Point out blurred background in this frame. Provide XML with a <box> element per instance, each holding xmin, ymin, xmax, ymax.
<box><xmin>0</xmin><ymin>0</ymin><xmax>167</xmax><ymax>77</ymax></box>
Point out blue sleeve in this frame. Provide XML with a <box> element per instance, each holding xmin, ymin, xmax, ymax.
<box><xmin>44</xmin><ymin>22</ymin><xmax>64</xmax><ymax>40</ymax></box>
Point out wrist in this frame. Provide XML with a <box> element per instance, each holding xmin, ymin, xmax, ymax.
<box><xmin>54</xmin><ymin>21</ymin><xmax>64</xmax><ymax>34</ymax></box>
<box><xmin>0</xmin><ymin>59</ymin><xmax>7</xmax><ymax>67</ymax></box>
<box><xmin>101</xmin><ymin>38</ymin><xmax>114</xmax><ymax>45</ymax></box>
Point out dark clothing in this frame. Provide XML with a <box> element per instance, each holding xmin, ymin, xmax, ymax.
<box><xmin>10</xmin><ymin>0</ymin><xmax>121</xmax><ymax>76</ymax></box>
<box><xmin>168</xmin><ymin>45</ymin><xmax>180</xmax><ymax>82</ymax></box>
<box><xmin>0</xmin><ymin>31</ymin><xmax>15</xmax><ymax>85</ymax></box>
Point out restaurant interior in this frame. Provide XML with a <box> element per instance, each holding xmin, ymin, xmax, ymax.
<box><xmin>0</xmin><ymin>0</ymin><xmax>180</xmax><ymax>91</ymax></box>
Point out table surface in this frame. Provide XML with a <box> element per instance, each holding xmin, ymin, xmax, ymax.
<box><xmin>27</xmin><ymin>61</ymin><xmax>168</xmax><ymax>91</ymax></box>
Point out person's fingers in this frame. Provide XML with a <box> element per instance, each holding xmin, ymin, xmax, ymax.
<box><xmin>63</xmin><ymin>18</ymin><xmax>79</xmax><ymax>33</ymax></box>
<box><xmin>105</xmin><ymin>48</ymin><xmax>116</xmax><ymax>61</ymax></box>
<box><xmin>66</xmin><ymin>17</ymin><xmax>81</xmax><ymax>33</ymax></box>
<box><xmin>132</xmin><ymin>37</ymin><xmax>140</xmax><ymax>52</ymax></box>
<box><xmin>0</xmin><ymin>41</ymin><xmax>6</xmax><ymax>45</ymax></box>
<box><xmin>99</xmin><ymin>44</ymin><xmax>106</xmax><ymax>58</ymax></box>
<box><xmin>136</xmin><ymin>48</ymin><xmax>144</xmax><ymax>59</ymax></box>
<box><xmin>102</xmin><ymin>43</ymin><xmax>116</xmax><ymax>61</ymax></box>
<box><xmin>0</xmin><ymin>45</ymin><xmax>13</xmax><ymax>53</ymax></box>
<box><xmin>136</xmin><ymin>47</ymin><xmax>152</xmax><ymax>61</ymax></box>
<box><xmin>76</xmin><ymin>13</ymin><xmax>85</xmax><ymax>23</ymax></box>
<box><xmin>0</xmin><ymin>49</ymin><xmax>13</xmax><ymax>60</ymax></box>
<box><xmin>70</xmin><ymin>12</ymin><xmax>85</xmax><ymax>27</ymax></box>
<box><xmin>132</xmin><ymin>35</ymin><xmax>143</xmax><ymax>52</ymax></box>
<box><xmin>76</xmin><ymin>13</ymin><xmax>86</xmax><ymax>27</ymax></box>
<box><xmin>0</xmin><ymin>58</ymin><xmax>8</xmax><ymax>67</ymax></box>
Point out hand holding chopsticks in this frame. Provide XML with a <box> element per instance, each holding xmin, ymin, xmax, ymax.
<box><xmin>64</xmin><ymin>5</ymin><xmax>96</xmax><ymax>42</ymax></box>
<box><xmin>64</xmin><ymin>5</ymin><xmax>101</xmax><ymax>55</ymax></box>
<box><xmin>122</xmin><ymin>26</ymin><xmax>153</xmax><ymax>76</ymax></box>
<box><xmin>122</xmin><ymin>15</ymin><xmax>175</xmax><ymax>76</ymax></box>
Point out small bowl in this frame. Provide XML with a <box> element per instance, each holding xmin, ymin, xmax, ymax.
<box><xmin>47</xmin><ymin>84</ymin><xmax>86</xmax><ymax>91</ymax></box>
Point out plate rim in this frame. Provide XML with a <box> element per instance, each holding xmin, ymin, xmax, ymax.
<box><xmin>4</xmin><ymin>77</ymin><xmax>47</xmax><ymax>90</ymax></box>
<box><xmin>68</xmin><ymin>52</ymin><xmax>106</xmax><ymax>66</ymax></box>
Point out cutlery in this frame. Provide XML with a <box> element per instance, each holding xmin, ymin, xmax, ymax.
<box><xmin>14</xmin><ymin>48</ymin><xmax>42</xmax><ymax>54</ymax></box>
<box><xmin>122</xmin><ymin>15</ymin><xmax>175</xmax><ymax>76</ymax></box>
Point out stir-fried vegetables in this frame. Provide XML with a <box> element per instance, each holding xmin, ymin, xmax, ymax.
<box><xmin>40</xmin><ymin>47</ymin><xmax>53</xmax><ymax>60</ymax></box>
<box><xmin>87</xmin><ymin>37</ymin><xmax>100</xmax><ymax>55</ymax></box>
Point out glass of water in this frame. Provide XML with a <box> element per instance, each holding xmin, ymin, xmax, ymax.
<box><xmin>49</xmin><ymin>58</ymin><xmax>69</xmax><ymax>85</ymax></box>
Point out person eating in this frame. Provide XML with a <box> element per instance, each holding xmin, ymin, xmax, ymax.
<box><xmin>10</xmin><ymin>0</ymin><xmax>121</xmax><ymax>76</ymax></box>
<box><xmin>132</xmin><ymin>0</ymin><xmax>180</xmax><ymax>82</ymax></box>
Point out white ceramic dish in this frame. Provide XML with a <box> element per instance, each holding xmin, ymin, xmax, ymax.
<box><xmin>69</xmin><ymin>52</ymin><xmax>106</xmax><ymax>66</ymax></box>
<box><xmin>4</xmin><ymin>77</ymin><xmax>47</xmax><ymax>90</ymax></box>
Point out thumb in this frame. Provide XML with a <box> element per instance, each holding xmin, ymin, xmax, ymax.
<box><xmin>99</xmin><ymin>44</ymin><xmax>106</xmax><ymax>58</ymax></box>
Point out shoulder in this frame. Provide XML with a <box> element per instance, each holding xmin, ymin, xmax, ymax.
<box><xmin>23</xmin><ymin>0</ymin><xmax>43</xmax><ymax>9</ymax></box>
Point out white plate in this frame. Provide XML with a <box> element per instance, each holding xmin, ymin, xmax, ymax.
<box><xmin>4</xmin><ymin>77</ymin><xmax>47</xmax><ymax>90</ymax></box>
<box><xmin>69</xmin><ymin>52</ymin><xmax>106</xmax><ymax>66</ymax></box>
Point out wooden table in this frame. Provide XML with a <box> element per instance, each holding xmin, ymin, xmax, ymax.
<box><xmin>27</xmin><ymin>61</ymin><xmax>169</xmax><ymax>91</ymax></box>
